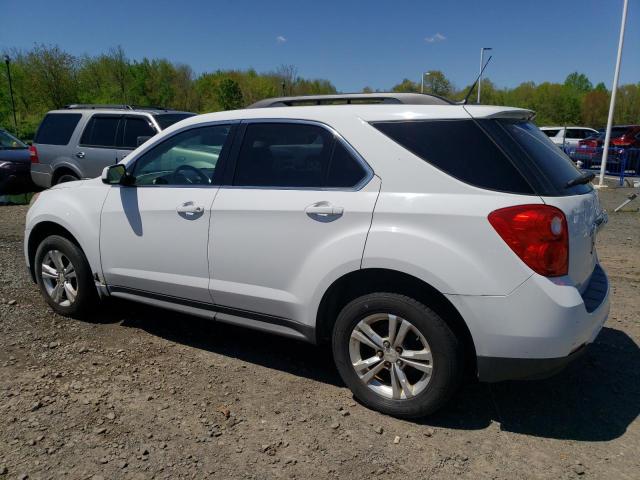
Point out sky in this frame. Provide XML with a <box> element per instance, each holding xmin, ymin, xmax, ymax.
<box><xmin>2</xmin><ymin>0</ymin><xmax>639</xmax><ymax>92</ymax></box>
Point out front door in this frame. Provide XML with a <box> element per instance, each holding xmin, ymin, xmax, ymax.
<box><xmin>209</xmin><ymin>121</ymin><xmax>379</xmax><ymax>322</ymax></box>
<box><xmin>100</xmin><ymin>123</ymin><xmax>235</xmax><ymax>303</ymax></box>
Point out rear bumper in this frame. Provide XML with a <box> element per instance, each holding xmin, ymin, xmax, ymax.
<box><xmin>477</xmin><ymin>345</ymin><xmax>587</xmax><ymax>382</ymax></box>
<box><xmin>447</xmin><ymin>264</ymin><xmax>610</xmax><ymax>382</ymax></box>
<box><xmin>30</xmin><ymin>164</ymin><xmax>53</xmax><ymax>188</ymax></box>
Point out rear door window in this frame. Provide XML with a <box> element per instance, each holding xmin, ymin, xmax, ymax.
<box><xmin>80</xmin><ymin>115</ymin><xmax>121</xmax><ymax>148</ymax></box>
<box><xmin>121</xmin><ymin>116</ymin><xmax>156</xmax><ymax>149</ymax></box>
<box><xmin>232</xmin><ymin>123</ymin><xmax>368</xmax><ymax>189</ymax></box>
<box><xmin>542</xmin><ymin>129</ymin><xmax>560</xmax><ymax>138</ymax></box>
<box><xmin>372</xmin><ymin>120</ymin><xmax>533</xmax><ymax>194</ymax></box>
<box><xmin>34</xmin><ymin>113</ymin><xmax>82</xmax><ymax>145</ymax></box>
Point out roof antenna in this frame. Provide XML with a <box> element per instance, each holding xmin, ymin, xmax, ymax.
<box><xmin>461</xmin><ymin>55</ymin><xmax>492</xmax><ymax>105</ymax></box>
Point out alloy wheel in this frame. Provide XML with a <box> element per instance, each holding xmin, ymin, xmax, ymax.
<box><xmin>349</xmin><ymin>313</ymin><xmax>433</xmax><ymax>400</ymax></box>
<box><xmin>40</xmin><ymin>249</ymin><xmax>78</xmax><ymax>307</ymax></box>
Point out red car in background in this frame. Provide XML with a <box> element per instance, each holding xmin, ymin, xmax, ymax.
<box><xmin>578</xmin><ymin>125</ymin><xmax>640</xmax><ymax>148</ymax></box>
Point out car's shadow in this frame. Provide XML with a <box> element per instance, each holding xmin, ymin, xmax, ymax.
<box><xmin>93</xmin><ymin>299</ymin><xmax>639</xmax><ymax>442</ymax></box>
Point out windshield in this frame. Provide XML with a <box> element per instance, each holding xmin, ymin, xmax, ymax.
<box><xmin>154</xmin><ymin>113</ymin><xmax>196</xmax><ymax>130</ymax></box>
<box><xmin>0</xmin><ymin>130</ymin><xmax>27</xmax><ymax>149</ymax></box>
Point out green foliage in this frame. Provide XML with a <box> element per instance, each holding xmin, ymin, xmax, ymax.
<box><xmin>0</xmin><ymin>46</ymin><xmax>337</xmax><ymax>139</ymax></box>
<box><xmin>216</xmin><ymin>78</ymin><xmax>244</xmax><ymax>110</ymax></box>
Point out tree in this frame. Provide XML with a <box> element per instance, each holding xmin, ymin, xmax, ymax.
<box><xmin>564</xmin><ymin>72</ymin><xmax>592</xmax><ymax>94</ymax></box>
<box><xmin>581</xmin><ymin>90</ymin><xmax>609</xmax><ymax>127</ymax></box>
<box><xmin>216</xmin><ymin>78</ymin><xmax>244</xmax><ymax>110</ymax></box>
<box><xmin>391</xmin><ymin>78</ymin><xmax>419</xmax><ymax>93</ymax></box>
<box><xmin>422</xmin><ymin>71</ymin><xmax>453</xmax><ymax>97</ymax></box>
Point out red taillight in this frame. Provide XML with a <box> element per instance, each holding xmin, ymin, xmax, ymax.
<box><xmin>488</xmin><ymin>205</ymin><xmax>568</xmax><ymax>277</ymax></box>
<box><xmin>29</xmin><ymin>145</ymin><xmax>39</xmax><ymax>164</ymax></box>
<box><xmin>611</xmin><ymin>138</ymin><xmax>631</xmax><ymax>147</ymax></box>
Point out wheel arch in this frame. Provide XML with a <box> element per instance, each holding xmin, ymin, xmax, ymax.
<box><xmin>52</xmin><ymin>165</ymin><xmax>81</xmax><ymax>184</ymax></box>
<box><xmin>316</xmin><ymin>268</ymin><xmax>477</xmax><ymax>374</ymax></box>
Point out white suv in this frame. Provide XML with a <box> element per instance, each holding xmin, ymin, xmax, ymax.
<box><xmin>24</xmin><ymin>94</ymin><xmax>610</xmax><ymax>417</ymax></box>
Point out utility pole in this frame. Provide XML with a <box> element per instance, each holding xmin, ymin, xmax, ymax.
<box><xmin>420</xmin><ymin>72</ymin><xmax>431</xmax><ymax>94</ymax></box>
<box><xmin>477</xmin><ymin>47</ymin><xmax>492</xmax><ymax>104</ymax></box>
<box><xmin>3</xmin><ymin>55</ymin><xmax>18</xmax><ymax>134</ymax></box>
<box><xmin>598</xmin><ymin>0</ymin><xmax>629</xmax><ymax>188</ymax></box>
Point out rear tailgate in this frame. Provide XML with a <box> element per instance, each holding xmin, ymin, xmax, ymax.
<box><xmin>465</xmin><ymin>106</ymin><xmax>604</xmax><ymax>290</ymax></box>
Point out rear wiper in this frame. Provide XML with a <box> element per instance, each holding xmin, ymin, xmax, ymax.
<box><xmin>565</xmin><ymin>172</ymin><xmax>595</xmax><ymax>188</ymax></box>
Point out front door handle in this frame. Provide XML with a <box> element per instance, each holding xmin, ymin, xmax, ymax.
<box><xmin>305</xmin><ymin>202</ymin><xmax>344</xmax><ymax>221</ymax></box>
<box><xmin>76</xmin><ymin>151</ymin><xmax>85</xmax><ymax>159</ymax></box>
<box><xmin>176</xmin><ymin>201</ymin><xmax>204</xmax><ymax>214</ymax></box>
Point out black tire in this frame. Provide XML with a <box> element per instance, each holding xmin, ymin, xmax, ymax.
<box><xmin>332</xmin><ymin>292</ymin><xmax>463</xmax><ymax>418</ymax></box>
<box><xmin>34</xmin><ymin>235</ymin><xmax>98</xmax><ymax>318</ymax></box>
<box><xmin>55</xmin><ymin>173</ymin><xmax>79</xmax><ymax>184</ymax></box>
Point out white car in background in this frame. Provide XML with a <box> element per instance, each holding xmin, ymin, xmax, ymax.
<box><xmin>24</xmin><ymin>93</ymin><xmax>610</xmax><ymax>418</ymax></box>
<box><xmin>540</xmin><ymin>126</ymin><xmax>599</xmax><ymax>149</ymax></box>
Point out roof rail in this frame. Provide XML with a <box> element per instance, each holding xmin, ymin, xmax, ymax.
<box><xmin>62</xmin><ymin>104</ymin><xmax>172</xmax><ymax>111</ymax></box>
<box><xmin>247</xmin><ymin>93</ymin><xmax>453</xmax><ymax>108</ymax></box>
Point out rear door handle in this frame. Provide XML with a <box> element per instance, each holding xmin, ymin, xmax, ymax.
<box><xmin>75</xmin><ymin>151</ymin><xmax>85</xmax><ymax>159</ymax></box>
<box><xmin>176</xmin><ymin>201</ymin><xmax>204</xmax><ymax>214</ymax></box>
<box><xmin>305</xmin><ymin>202</ymin><xmax>344</xmax><ymax>221</ymax></box>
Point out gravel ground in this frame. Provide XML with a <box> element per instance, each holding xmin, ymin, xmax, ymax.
<box><xmin>0</xmin><ymin>184</ymin><xmax>638</xmax><ymax>480</ymax></box>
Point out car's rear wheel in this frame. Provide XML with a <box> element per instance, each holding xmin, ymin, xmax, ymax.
<box><xmin>34</xmin><ymin>235</ymin><xmax>98</xmax><ymax>318</ymax></box>
<box><xmin>332</xmin><ymin>292</ymin><xmax>463</xmax><ymax>418</ymax></box>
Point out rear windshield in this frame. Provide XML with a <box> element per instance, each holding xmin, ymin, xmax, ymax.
<box><xmin>154</xmin><ymin>113</ymin><xmax>195</xmax><ymax>130</ymax></box>
<box><xmin>0</xmin><ymin>130</ymin><xmax>27</xmax><ymax>149</ymax></box>
<box><xmin>35</xmin><ymin>113</ymin><xmax>82</xmax><ymax>145</ymax></box>
<box><xmin>372</xmin><ymin>120</ymin><xmax>534</xmax><ymax>194</ymax></box>
<box><xmin>480</xmin><ymin>120</ymin><xmax>592</xmax><ymax>196</ymax></box>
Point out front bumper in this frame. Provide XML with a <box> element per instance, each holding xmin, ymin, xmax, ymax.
<box><xmin>447</xmin><ymin>264</ymin><xmax>610</xmax><ymax>382</ymax></box>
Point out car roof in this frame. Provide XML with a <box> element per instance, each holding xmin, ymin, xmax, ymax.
<box><xmin>169</xmin><ymin>104</ymin><xmax>534</xmax><ymax>130</ymax></box>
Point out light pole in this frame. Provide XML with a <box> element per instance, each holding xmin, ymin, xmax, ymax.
<box><xmin>420</xmin><ymin>71</ymin><xmax>432</xmax><ymax>94</ymax></box>
<box><xmin>598</xmin><ymin>0</ymin><xmax>629</xmax><ymax>188</ymax></box>
<box><xmin>477</xmin><ymin>47</ymin><xmax>492</xmax><ymax>104</ymax></box>
<box><xmin>3</xmin><ymin>55</ymin><xmax>18</xmax><ymax>134</ymax></box>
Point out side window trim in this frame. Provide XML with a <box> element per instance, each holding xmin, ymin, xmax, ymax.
<box><xmin>222</xmin><ymin>118</ymin><xmax>373</xmax><ymax>191</ymax></box>
<box><xmin>125</xmin><ymin>122</ymin><xmax>238</xmax><ymax>188</ymax></box>
<box><xmin>79</xmin><ymin>114</ymin><xmax>123</xmax><ymax>149</ymax></box>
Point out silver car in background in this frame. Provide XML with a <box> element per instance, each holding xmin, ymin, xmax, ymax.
<box><xmin>30</xmin><ymin>105</ymin><xmax>194</xmax><ymax>187</ymax></box>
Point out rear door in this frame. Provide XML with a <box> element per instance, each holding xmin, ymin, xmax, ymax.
<box><xmin>77</xmin><ymin>114</ymin><xmax>122</xmax><ymax>178</ymax></box>
<box><xmin>208</xmin><ymin>120</ymin><xmax>379</xmax><ymax>322</ymax></box>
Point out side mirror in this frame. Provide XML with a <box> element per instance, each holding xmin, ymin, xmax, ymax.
<box><xmin>102</xmin><ymin>164</ymin><xmax>130</xmax><ymax>185</ymax></box>
<box><xmin>136</xmin><ymin>135</ymin><xmax>152</xmax><ymax>147</ymax></box>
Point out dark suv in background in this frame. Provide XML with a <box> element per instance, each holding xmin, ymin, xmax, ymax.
<box><xmin>30</xmin><ymin>105</ymin><xmax>195</xmax><ymax>187</ymax></box>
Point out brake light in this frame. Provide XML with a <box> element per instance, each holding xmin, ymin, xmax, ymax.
<box><xmin>488</xmin><ymin>205</ymin><xmax>568</xmax><ymax>277</ymax></box>
<box><xmin>29</xmin><ymin>145</ymin><xmax>39</xmax><ymax>164</ymax></box>
<box><xmin>611</xmin><ymin>138</ymin><xmax>631</xmax><ymax>147</ymax></box>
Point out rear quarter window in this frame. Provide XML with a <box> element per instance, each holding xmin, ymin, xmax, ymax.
<box><xmin>34</xmin><ymin>113</ymin><xmax>82</xmax><ymax>145</ymax></box>
<box><xmin>372</xmin><ymin>119</ymin><xmax>534</xmax><ymax>194</ymax></box>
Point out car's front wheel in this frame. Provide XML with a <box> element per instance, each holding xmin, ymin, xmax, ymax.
<box><xmin>34</xmin><ymin>235</ymin><xmax>98</xmax><ymax>318</ymax></box>
<box><xmin>332</xmin><ymin>293</ymin><xmax>463</xmax><ymax>418</ymax></box>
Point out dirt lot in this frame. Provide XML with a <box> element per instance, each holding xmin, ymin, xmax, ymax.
<box><xmin>0</xmin><ymin>184</ymin><xmax>638</xmax><ymax>480</ymax></box>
